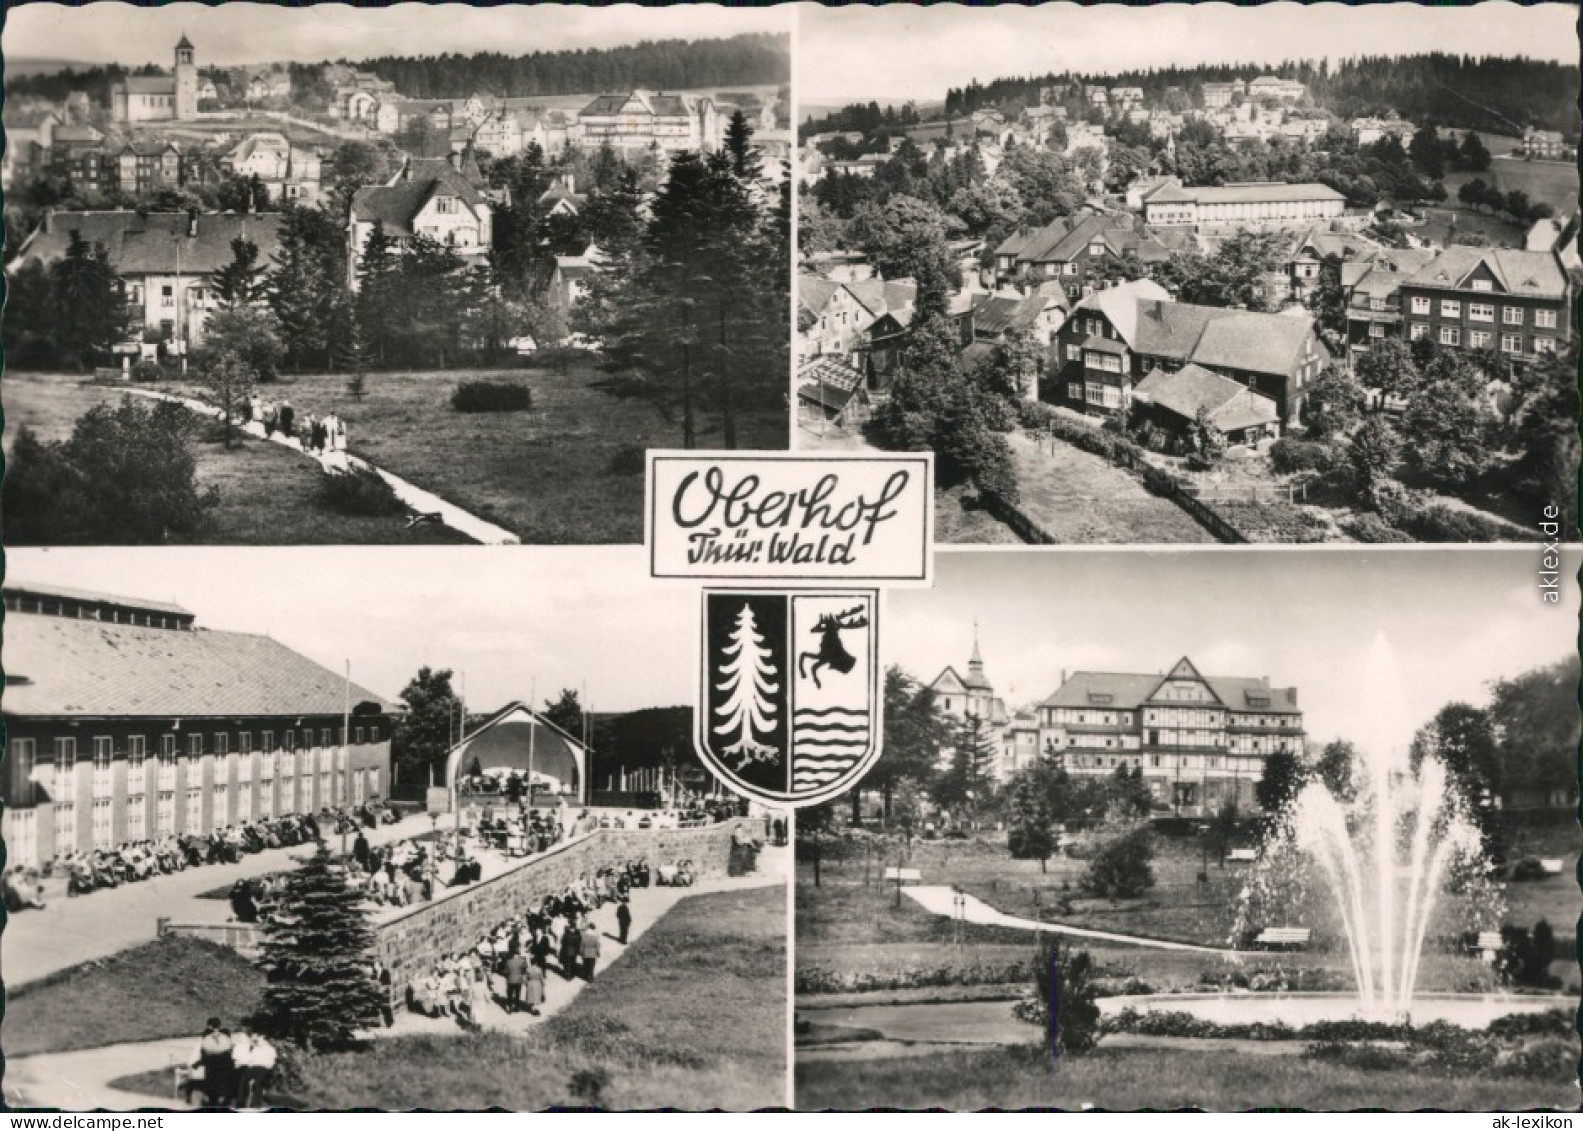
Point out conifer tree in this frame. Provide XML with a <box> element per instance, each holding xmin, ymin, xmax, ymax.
<box><xmin>255</xmin><ymin>843</ymin><xmax>386</xmax><ymax>1051</ymax></box>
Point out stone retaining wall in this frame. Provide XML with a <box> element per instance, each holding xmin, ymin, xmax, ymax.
<box><xmin>374</xmin><ymin>819</ymin><xmax>754</xmax><ymax>986</ymax></box>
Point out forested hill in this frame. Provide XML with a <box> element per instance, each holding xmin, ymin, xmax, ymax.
<box><xmin>942</xmin><ymin>54</ymin><xmax>1580</xmax><ymax>135</ymax></box>
<box><xmin>3</xmin><ymin>33</ymin><xmax>788</xmax><ymax>103</ymax></box>
<box><xmin>357</xmin><ymin>33</ymin><xmax>788</xmax><ymax>98</ymax></box>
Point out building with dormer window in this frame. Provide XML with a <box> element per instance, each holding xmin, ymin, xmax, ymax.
<box><xmin>1036</xmin><ymin>657</ymin><xmax>1304</xmax><ymax>816</ymax></box>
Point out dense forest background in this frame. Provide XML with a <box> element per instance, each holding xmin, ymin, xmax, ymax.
<box><xmin>4</xmin><ymin>32</ymin><xmax>789</xmax><ymax>104</ymax></box>
<box><xmin>804</xmin><ymin>55</ymin><xmax>1579</xmax><ymax>138</ymax></box>
<box><xmin>940</xmin><ymin>54</ymin><xmax>1580</xmax><ymax>135</ymax></box>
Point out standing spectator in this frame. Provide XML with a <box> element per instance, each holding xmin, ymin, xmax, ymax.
<box><xmin>261</xmin><ymin>400</ymin><xmax>278</xmax><ymax>438</ymax></box>
<box><xmin>523</xmin><ymin>953</ymin><xmax>546</xmax><ymax>1016</ymax></box>
<box><xmin>191</xmin><ymin>1018</ymin><xmax>235</xmax><ymax>1107</ymax></box>
<box><xmin>580</xmin><ymin>919</ymin><xmax>602</xmax><ymax>981</ymax></box>
<box><xmin>558</xmin><ymin>915</ymin><xmax>582</xmax><ymax>980</ymax></box>
<box><xmin>371</xmin><ymin>958</ymin><xmax>395</xmax><ymax>1027</ymax></box>
<box><xmin>353</xmin><ymin>831</ymin><xmax>370</xmax><ymax>870</ymax></box>
<box><xmin>616</xmin><ymin>901</ymin><xmax>632</xmax><ymax>945</ymax></box>
<box><xmin>237</xmin><ymin>1028</ymin><xmax>276</xmax><ymax>1107</ymax></box>
<box><xmin>503</xmin><ymin>950</ymin><xmax>527</xmax><ymax>1014</ymax></box>
<box><xmin>278</xmin><ymin>399</ymin><xmax>295</xmax><ymax>442</ymax></box>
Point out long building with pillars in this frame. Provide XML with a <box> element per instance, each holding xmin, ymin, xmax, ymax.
<box><xmin>1037</xmin><ymin>656</ymin><xmax>1304</xmax><ymax>816</ymax></box>
<box><xmin>1</xmin><ymin>583</ymin><xmax>396</xmax><ymax>866</ymax></box>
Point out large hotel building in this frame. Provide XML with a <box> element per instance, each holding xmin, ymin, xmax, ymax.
<box><xmin>2</xmin><ymin>583</ymin><xmax>395</xmax><ymax>866</ymax></box>
<box><xmin>932</xmin><ymin>647</ymin><xmax>1304</xmax><ymax>817</ymax></box>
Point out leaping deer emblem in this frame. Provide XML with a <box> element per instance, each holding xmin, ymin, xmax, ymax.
<box><xmin>798</xmin><ymin>605</ymin><xmax>869</xmax><ymax>689</ymax></box>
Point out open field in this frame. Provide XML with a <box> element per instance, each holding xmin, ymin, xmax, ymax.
<box><xmin>1008</xmin><ymin>432</ymin><xmax>1215</xmax><ymax>544</ymax></box>
<box><xmin>4</xmin><ymin>937</ymin><xmax>266</xmax><ymax>1058</ymax></box>
<box><xmin>1444</xmin><ymin>158</ymin><xmax>1580</xmax><ymax>217</ymax></box>
<box><xmin>795</xmin><ymin>1044</ymin><xmax>1579</xmax><ymax>1111</ymax></box>
<box><xmin>207</xmin><ymin>885</ymin><xmax>787</xmax><ymax>1110</ymax></box>
<box><xmin>2</xmin><ymin>372</ymin><xmax>468</xmax><ymax>545</ymax></box>
<box><xmin>166</xmin><ymin>366</ymin><xmax>786</xmax><ymax>544</ymax></box>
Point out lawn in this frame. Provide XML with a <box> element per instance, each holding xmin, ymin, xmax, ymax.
<box><xmin>1008</xmin><ymin>431</ymin><xmax>1215</xmax><ymax>544</ymax></box>
<box><xmin>159</xmin><ymin>885</ymin><xmax>789</xmax><ymax>1110</ymax></box>
<box><xmin>2</xmin><ymin>372</ymin><xmax>469</xmax><ymax>545</ymax></box>
<box><xmin>167</xmin><ymin>366</ymin><xmax>787</xmax><ymax>544</ymax></box>
<box><xmin>1443</xmin><ymin>158</ymin><xmax>1581</xmax><ymax>220</ymax></box>
<box><xmin>4</xmin><ymin>936</ymin><xmax>266</xmax><ymax>1058</ymax></box>
<box><xmin>795</xmin><ymin>1044</ymin><xmax>1579</xmax><ymax>1111</ymax></box>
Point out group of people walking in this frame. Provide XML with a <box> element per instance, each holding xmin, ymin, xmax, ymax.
<box><xmin>243</xmin><ymin>395</ymin><xmax>348</xmax><ymax>457</ymax></box>
<box><xmin>404</xmin><ymin>859</ymin><xmax>651</xmax><ymax>1028</ymax></box>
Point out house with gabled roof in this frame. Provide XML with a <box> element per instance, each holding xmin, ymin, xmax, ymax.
<box><xmin>347</xmin><ymin>154</ymin><xmax>495</xmax><ymax>287</ymax></box>
<box><xmin>577</xmin><ymin>90</ymin><xmax>720</xmax><ymax>153</ymax></box>
<box><xmin>928</xmin><ymin>633</ymin><xmax>1017</xmax><ymax>780</ymax></box>
<box><xmin>1131</xmin><ymin>362</ymin><xmax>1281</xmax><ymax>448</ymax></box>
<box><xmin>1036</xmin><ymin>656</ymin><xmax>1304</xmax><ymax>816</ymax></box>
<box><xmin>993</xmin><ymin>213</ymin><xmax>1173</xmax><ymax>298</ymax></box>
<box><xmin>1395</xmin><ymin>245</ymin><xmax>1572</xmax><ymax>363</ymax></box>
<box><xmin>1</xmin><ymin>582</ymin><xmax>396</xmax><ymax>867</ymax></box>
<box><xmin>1053</xmin><ymin>278</ymin><xmax>1328</xmax><ymax>423</ymax></box>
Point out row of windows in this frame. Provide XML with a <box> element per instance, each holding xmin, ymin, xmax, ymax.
<box><xmin>1407</xmin><ymin>324</ymin><xmax>1557</xmax><ymax>353</ymax></box>
<box><xmin>1409</xmin><ymin>295</ymin><xmax>1558</xmax><ymax>327</ymax></box>
<box><xmin>13</xmin><ymin>727</ymin><xmax>381</xmax><ymax>773</ymax></box>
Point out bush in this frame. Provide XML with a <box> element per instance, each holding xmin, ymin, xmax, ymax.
<box><xmin>1369</xmin><ymin>482</ymin><xmax>1518</xmax><ymax>543</ymax></box>
<box><xmin>607</xmin><ymin>443</ymin><xmax>646</xmax><ymax>476</ymax></box>
<box><xmin>1030</xmin><ymin>941</ymin><xmax>1102</xmax><ymax>1054</ymax></box>
<box><xmin>4</xmin><ymin>399</ymin><xmax>215</xmax><ymax>545</ymax></box>
<box><xmin>317</xmin><ymin>465</ymin><xmax>407</xmax><ymax>518</ymax></box>
<box><xmin>451</xmin><ymin>380</ymin><xmax>533</xmax><ymax>413</ymax></box>
<box><xmin>1508</xmin><ymin>856</ymin><xmax>1547</xmax><ymax>882</ymax></box>
<box><xmin>130</xmin><ymin>358</ymin><xmax>166</xmax><ymax>382</ymax></box>
<box><xmin>1270</xmin><ymin>438</ymin><xmax>1334</xmax><ymax>474</ymax></box>
<box><xmin>1079</xmin><ymin>827</ymin><xmax>1156</xmax><ymax>899</ymax></box>
<box><xmin>794</xmin><ymin>961</ymin><xmax>1033</xmax><ymax>995</ymax></box>
<box><xmin>1343</xmin><ymin>512</ymin><xmax>1413</xmax><ymax>543</ymax></box>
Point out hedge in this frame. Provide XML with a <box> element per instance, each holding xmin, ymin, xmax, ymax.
<box><xmin>1270</xmin><ymin>438</ymin><xmax>1335</xmax><ymax>475</ymax></box>
<box><xmin>451</xmin><ymin>380</ymin><xmax>534</xmax><ymax>413</ymax></box>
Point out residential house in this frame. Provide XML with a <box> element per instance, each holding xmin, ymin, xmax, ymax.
<box><xmin>1395</xmin><ymin>246</ymin><xmax>1572</xmax><ymax>361</ymax></box>
<box><xmin>1247</xmin><ymin>75</ymin><xmax>1307</xmax><ymax>104</ymax></box>
<box><xmin>196</xmin><ymin>76</ymin><xmax>220</xmax><ymax>106</ymax></box>
<box><xmin>992</xmin><ymin>213</ymin><xmax>1172</xmax><ymax>299</ymax></box>
<box><xmin>240</xmin><ymin>67</ymin><xmax>291</xmax><ymax>104</ymax></box>
<box><xmin>1084</xmin><ymin>85</ymin><xmax>1111</xmax><ymax>110</ymax></box>
<box><xmin>1351</xmin><ymin>117</ymin><xmax>1415</xmax><ymax>146</ymax></box>
<box><xmin>1036</xmin><ymin>657</ymin><xmax>1303</xmax><ymax>817</ymax></box>
<box><xmin>1053</xmin><ymin>277</ymin><xmax>1329</xmax><ymax>423</ymax></box>
<box><xmin>928</xmin><ymin>637</ymin><xmax>1014</xmax><ymax>781</ymax></box>
<box><xmin>956</xmin><ymin>292</ymin><xmax>1066</xmax><ymax>393</ymax></box>
<box><xmin>1285</xmin><ymin>227</ymin><xmax>1379</xmax><ymax>302</ymax></box>
<box><xmin>0</xmin><ymin>583</ymin><xmax>394</xmax><ymax>866</ymax></box>
<box><xmin>46</xmin><ymin>124</ymin><xmax>112</xmax><ymax>193</ymax></box>
<box><xmin>220</xmin><ymin>131</ymin><xmax>322</xmax><ymax>204</ymax></box>
<box><xmin>1340</xmin><ymin>247</ymin><xmax>1438</xmax><ymax>356</ymax></box>
<box><xmin>113</xmin><ymin>140</ymin><xmax>183</xmax><ymax>196</ymax></box>
<box><xmin>1279</xmin><ymin>117</ymin><xmax>1330</xmax><ymax>144</ymax></box>
<box><xmin>1131</xmin><ymin>362</ymin><xmax>1282</xmax><ymax>448</ymax></box>
<box><xmin>797</xmin><ymin>274</ymin><xmax>916</xmax><ymax>371</ymax></box>
<box><xmin>1200</xmin><ymin>81</ymin><xmax>1243</xmax><ymax>109</ymax></box>
<box><xmin>577</xmin><ymin>90</ymin><xmax>720</xmax><ymax>153</ymax></box>
<box><xmin>10</xmin><ymin>211</ymin><xmax>285</xmax><ymax>349</ymax></box>
<box><xmin>347</xmin><ymin>156</ymin><xmax>494</xmax><ymax>287</ymax></box>
<box><xmin>1111</xmin><ymin>86</ymin><xmax>1146</xmax><ymax>111</ymax></box>
<box><xmin>2</xmin><ymin>107</ymin><xmax>58</xmax><ymax>187</ymax></box>
<box><xmin>538</xmin><ymin>173</ymin><xmax>589</xmax><ymax>218</ymax></box>
<box><xmin>1522</xmin><ymin>129</ymin><xmax>1566</xmax><ymax>160</ymax></box>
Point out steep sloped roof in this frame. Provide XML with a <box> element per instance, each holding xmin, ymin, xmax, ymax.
<box><xmin>1070</xmin><ymin>278</ymin><xmax>1172</xmax><ymax>346</ymax></box>
<box><xmin>17</xmin><ymin>212</ymin><xmax>285</xmax><ymax>276</ymax></box>
<box><xmin>1133</xmin><ymin>363</ymin><xmax>1279</xmax><ymax>433</ymax></box>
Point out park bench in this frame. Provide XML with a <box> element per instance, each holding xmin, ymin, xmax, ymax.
<box><xmin>882</xmin><ymin>867</ymin><xmax>922</xmax><ymax>886</ymax></box>
<box><xmin>1226</xmin><ymin>848</ymin><xmax>1258</xmax><ymax>864</ymax></box>
<box><xmin>1253</xmin><ymin>926</ymin><xmax>1311</xmax><ymax>950</ymax></box>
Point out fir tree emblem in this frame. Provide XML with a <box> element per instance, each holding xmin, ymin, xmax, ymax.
<box><xmin>712</xmin><ymin>601</ymin><xmax>782</xmax><ymax>767</ymax></box>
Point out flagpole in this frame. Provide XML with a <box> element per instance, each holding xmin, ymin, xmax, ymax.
<box><xmin>527</xmin><ymin>678</ymin><xmax>537</xmax><ymax>805</ymax></box>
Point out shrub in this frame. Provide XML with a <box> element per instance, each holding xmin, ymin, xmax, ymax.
<box><xmin>1304</xmin><ymin>1041</ymin><xmax>1413</xmax><ymax>1073</ymax></box>
<box><xmin>607</xmin><ymin>443</ymin><xmax>646</xmax><ymax>476</ymax></box>
<box><xmin>1508</xmin><ymin>856</ymin><xmax>1547</xmax><ymax>882</ymax></box>
<box><xmin>1343</xmin><ymin>512</ymin><xmax>1413</xmax><ymax>543</ymax></box>
<box><xmin>1369</xmin><ymin>482</ymin><xmax>1518</xmax><ymax>543</ymax></box>
<box><xmin>317</xmin><ymin>465</ymin><xmax>407</xmax><ymax>518</ymax></box>
<box><xmin>1030</xmin><ymin>940</ymin><xmax>1102</xmax><ymax>1054</ymax></box>
<box><xmin>451</xmin><ymin>380</ymin><xmax>533</xmax><ymax>413</ymax></box>
<box><xmin>793</xmin><ymin>961</ymin><xmax>1033</xmax><ymax>995</ymax></box>
<box><xmin>130</xmin><ymin>358</ymin><xmax>165</xmax><ymax>382</ymax></box>
<box><xmin>1499</xmin><ymin>1038</ymin><xmax>1579</xmax><ymax>1080</ymax></box>
<box><xmin>1079</xmin><ymin>826</ymin><xmax>1156</xmax><ymax>899</ymax></box>
<box><xmin>1270</xmin><ymin>438</ymin><xmax>1334</xmax><ymax>474</ymax></box>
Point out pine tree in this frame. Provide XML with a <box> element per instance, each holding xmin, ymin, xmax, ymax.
<box><xmin>213</xmin><ymin>237</ymin><xmax>264</xmax><ymax>309</ymax></box>
<box><xmin>1006</xmin><ymin>767</ymin><xmax>1056</xmax><ymax>871</ymax></box>
<box><xmin>254</xmin><ymin>843</ymin><xmax>386</xmax><ymax>1051</ymax></box>
<box><xmin>724</xmin><ymin>109</ymin><xmax>763</xmax><ymax>182</ymax></box>
<box><xmin>266</xmin><ymin>205</ymin><xmax>347</xmax><ymax>371</ymax></box>
<box><xmin>354</xmin><ymin>220</ymin><xmax>401</xmax><ymax>365</ymax></box>
<box><xmin>49</xmin><ymin>229</ymin><xmax>129</xmax><ymax>369</ymax></box>
<box><xmin>712</xmin><ymin>602</ymin><xmax>780</xmax><ymax>766</ymax></box>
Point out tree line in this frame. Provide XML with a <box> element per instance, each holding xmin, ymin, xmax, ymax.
<box><xmin>942</xmin><ymin>53</ymin><xmax>1580</xmax><ymax>135</ymax></box>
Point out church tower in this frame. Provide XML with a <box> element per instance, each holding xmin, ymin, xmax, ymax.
<box><xmin>963</xmin><ymin>621</ymin><xmax>994</xmax><ymax>718</ymax></box>
<box><xmin>174</xmin><ymin>33</ymin><xmax>198</xmax><ymax>120</ymax></box>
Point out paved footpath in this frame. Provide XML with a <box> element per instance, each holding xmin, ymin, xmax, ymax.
<box><xmin>4</xmin><ymin>846</ymin><xmax>788</xmax><ymax>1110</ymax></box>
<box><xmin>120</xmin><ymin>387</ymin><xmax>520</xmax><ymax>545</ymax></box>
<box><xmin>3</xmin><ymin>813</ymin><xmax>437</xmax><ymax>989</ymax></box>
<box><xmin>904</xmin><ymin>886</ymin><xmax>1243</xmax><ymax>956</ymax></box>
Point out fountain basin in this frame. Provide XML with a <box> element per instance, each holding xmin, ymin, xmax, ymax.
<box><xmin>1100</xmin><ymin>991</ymin><xmax>1576</xmax><ymax>1029</ymax></box>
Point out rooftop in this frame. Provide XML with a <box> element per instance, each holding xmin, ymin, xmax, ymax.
<box><xmin>17</xmin><ymin>212</ymin><xmax>286</xmax><ymax>277</ymax></box>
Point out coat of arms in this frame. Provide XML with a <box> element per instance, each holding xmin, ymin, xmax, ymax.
<box><xmin>696</xmin><ymin>590</ymin><xmax>881</xmax><ymax>806</ymax></box>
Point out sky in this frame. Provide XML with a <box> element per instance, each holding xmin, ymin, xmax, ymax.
<box><xmin>889</xmin><ymin>547</ymin><xmax>1581</xmax><ymax>757</ymax></box>
<box><xmin>6</xmin><ymin>547</ymin><xmax>698</xmax><ymax>715</ymax></box>
<box><xmin>798</xmin><ymin>1</ymin><xmax>1582</xmax><ymax>105</ymax></box>
<box><xmin>2</xmin><ymin>2</ymin><xmax>790</xmax><ymax>67</ymax></box>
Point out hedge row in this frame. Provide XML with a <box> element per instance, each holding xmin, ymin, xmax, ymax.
<box><xmin>795</xmin><ymin>962</ymin><xmax>1033</xmax><ymax>995</ymax></box>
